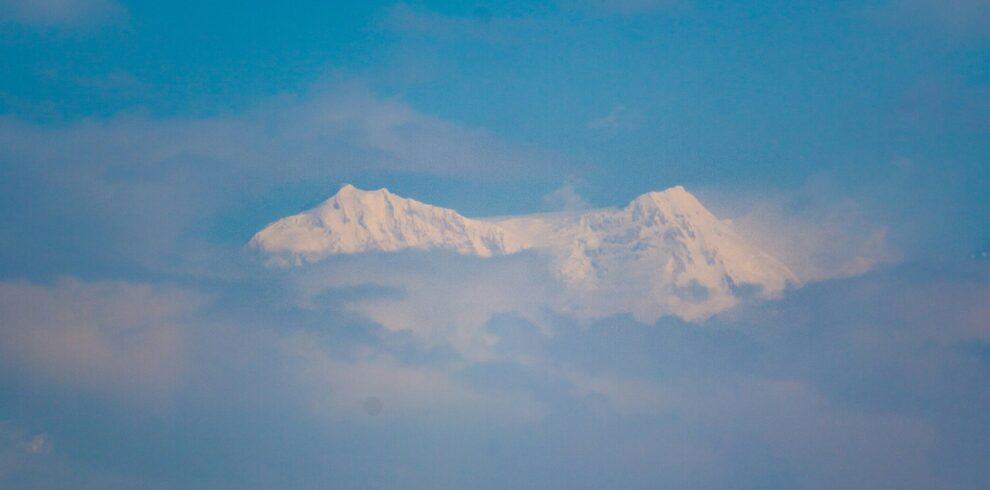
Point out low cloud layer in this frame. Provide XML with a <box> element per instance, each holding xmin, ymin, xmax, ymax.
<box><xmin>0</xmin><ymin>0</ymin><xmax>987</xmax><ymax>485</ymax></box>
<box><xmin>0</xmin><ymin>77</ymin><xmax>946</xmax><ymax>485</ymax></box>
<box><xmin>2</xmin><ymin>254</ymin><xmax>988</xmax><ymax>488</ymax></box>
<box><xmin>0</xmin><ymin>81</ymin><xmax>567</xmax><ymax>277</ymax></box>
<box><xmin>2</xmin><ymin>80</ymin><xmax>979</xmax><ymax>489</ymax></box>
<box><xmin>722</xmin><ymin>187</ymin><xmax>895</xmax><ymax>283</ymax></box>
<box><xmin>0</xmin><ymin>278</ymin><xmax>199</xmax><ymax>399</ymax></box>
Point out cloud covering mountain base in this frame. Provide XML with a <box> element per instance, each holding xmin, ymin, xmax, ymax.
<box><xmin>252</xmin><ymin>185</ymin><xmax>797</xmax><ymax>325</ymax></box>
<box><xmin>1</xmin><ymin>258</ymin><xmax>988</xmax><ymax>488</ymax></box>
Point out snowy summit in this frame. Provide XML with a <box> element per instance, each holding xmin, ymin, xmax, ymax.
<box><xmin>249</xmin><ymin>184</ymin><xmax>515</xmax><ymax>261</ymax></box>
<box><xmin>250</xmin><ymin>184</ymin><xmax>797</xmax><ymax>321</ymax></box>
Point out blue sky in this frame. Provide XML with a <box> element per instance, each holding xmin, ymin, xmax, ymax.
<box><xmin>2</xmin><ymin>0</ymin><xmax>987</xmax><ymax>253</ymax></box>
<box><xmin>1</xmin><ymin>0</ymin><xmax>989</xmax><ymax>488</ymax></box>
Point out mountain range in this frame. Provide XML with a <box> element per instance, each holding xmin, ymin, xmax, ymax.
<box><xmin>250</xmin><ymin>184</ymin><xmax>797</xmax><ymax>321</ymax></box>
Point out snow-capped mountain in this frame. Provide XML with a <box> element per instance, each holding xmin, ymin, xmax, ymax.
<box><xmin>251</xmin><ymin>184</ymin><xmax>796</xmax><ymax>321</ymax></box>
<box><xmin>513</xmin><ymin>187</ymin><xmax>792</xmax><ymax>290</ymax></box>
<box><xmin>490</xmin><ymin>186</ymin><xmax>796</xmax><ymax>321</ymax></box>
<box><xmin>250</xmin><ymin>184</ymin><xmax>515</xmax><ymax>265</ymax></box>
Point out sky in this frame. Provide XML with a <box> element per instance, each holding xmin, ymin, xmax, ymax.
<box><xmin>0</xmin><ymin>0</ymin><xmax>989</xmax><ymax>488</ymax></box>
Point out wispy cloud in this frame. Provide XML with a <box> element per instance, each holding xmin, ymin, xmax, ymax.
<box><xmin>282</xmin><ymin>332</ymin><xmax>546</xmax><ymax>424</ymax></box>
<box><xmin>0</xmin><ymin>278</ymin><xmax>200</xmax><ymax>399</ymax></box>
<box><xmin>566</xmin><ymin>0</ymin><xmax>690</xmax><ymax>15</ymax></box>
<box><xmin>382</xmin><ymin>4</ymin><xmax>548</xmax><ymax>44</ymax></box>
<box><xmin>0</xmin><ymin>81</ymin><xmax>568</xmax><ymax>276</ymax></box>
<box><xmin>586</xmin><ymin>104</ymin><xmax>625</xmax><ymax>132</ymax></box>
<box><xmin>73</xmin><ymin>69</ymin><xmax>147</xmax><ymax>94</ymax></box>
<box><xmin>0</xmin><ymin>0</ymin><xmax>126</xmax><ymax>28</ymax></box>
<box><xmin>0</xmin><ymin>0</ymin><xmax>987</xmax><ymax>486</ymax></box>
<box><xmin>1</xmin><ymin>252</ymin><xmax>988</xmax><ymax>486</ymax></box>
<box><xmin>705</xmin><ymin>181</ymin><xmax>896</xmax><ymax>283</ymax></box>
<box><xmin>879</xmin><ymin>0</ymin><xmax>990</xmax><ymax>38</ymax></box>
<box><xmin>542</xmin><ymin>179</ymin><xmax>591</xmax><ymax>211</ymax></box>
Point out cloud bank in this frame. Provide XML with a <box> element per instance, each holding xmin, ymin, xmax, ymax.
<box><xmin>2</xmin><ymin>255</ymin><xmax>988</xmax><ymax>488</ymax></box>
<box><xmin>0</xmin><ymin>71</ymin><xmax>984</xmax><ymax>488</ymax></box>
<box><xmin>0</xmin><ymin>81</ymin><xmax>567</xmax><ymax>278</ymax></box>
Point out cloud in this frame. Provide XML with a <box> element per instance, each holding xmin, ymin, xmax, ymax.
<box><xmin>880</xmin><ymin>0</ymin><xmax>990</xmax><ymax>37</ymax></box>
<box><xmin>23</xmin><ymin>434</ymin><xmax>49</xmax><ymax>455</ymax></box>
<box><xmin>567</xmin><ymin>0</ymin><xmax>690</xmax><ymax>15</ymax></box>
<box><xmin>539</xmin><ymin>260</ymin><xmax>989</xmax><ymax>487</ymax></box>
<box><xmin>0</xmin><ymin>255</ymin><xmax>988</xmax><ymax>486</ymax></box>
<box><xmin>738</xmin><ymin>206</ymin><xmax>891</xmax><ymax>283</ymax></box>
<box><xmin>0</xmin><ymin>76</ymin><xmax>980</xmax><ymax>487</ymax></box>
<box><xmin>0</xmin><ymin>2</ymin><xmax>986</xmax><ymax>486</ymax></box>
<box><xmin>705</xmin><ymin>181</ymin><xmax>896</xmax><ymax>283</ymax></box>
<box><xmin>232</xmin><ymin>180</ymin><xmax>902</xmax><ymax>376</ymax></box>
<box><xmin>0</xmin><ymin>421</ymin><xmax>157</xmax><ymax>488</ymax></box>
<box><xmin>287</xmin><ymin>253</ymin><xmax>561</xmax><ymax>359</ymax></box>
<box><xmin>586</xmin><ymin>104</ymin><xmax>638</xmax><ymax>134</ymax></box>
<box><xmin>0</xmin><ymin>278</ymin><xmax>200</xmax><ymax>399</ymax></box>
<box><xmin>383</xmin><ymin>1</ymin><xmax>687</xmax><ymax>46</ymax></box>
<box><xmin>565</xmin><ymin>371</ymin><xmax>674</xmax><ymax>416</ymax></box>
<box><xmin>0</xmin><ymin>423</ymin><xmax>52</xmax><ymax>484</ymax></box>
<box><xmin>542</xmin><ymin>179</ymin><xmax>590</xmax><ymax>211</ymax></box>
<box><xmin>0</xmin><ymin>81</ymin><xmax>567</xmax><ymax>277</ymax></box>
<box><xmin>0</xmin><ymin>0</ymin><xmax>126</xmax><ymax>28</ymax></box>
<box><xmin>73</xmin><ymin>69</ymin><xmax>147</xmax><ymax>95</ymax></box>
<box><xmin>382</xmin><ymin>4</ymin><xmax>548</xmax><ymax>44</ymax></box>
<box><xmin>0</xmin><ymin>82</ymin><xmax>558</xmax><ymax>184</ymax></box>
<box><xmin>587</xmin><ymin>105</ymin><xmax>621</xmax><ymax>130</ymax></box>
<box><xmin>281</xmin><ymin>332</ymin><xmax>545</xmax><ymax>424</ymax></box>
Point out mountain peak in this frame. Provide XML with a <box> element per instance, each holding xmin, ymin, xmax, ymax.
<box><xmin>629</xmin><ymin>185</ymin><xmax>710</xmax><ymax>214</ymax></box>
<box><xmin>251</xmin><ymin>185</ymin><xmax>513</xmax><ymax>264</ymax></box>
<box><xmin>334</xmin><ymin>184</ymin><xmax>391</xmax><ymax>197</ymax></box>
<box><xmin>251</xmin><ymin>185</ymin><xmax>796</xmax><ymax>322</ymax></box>
<box><xmin>655</xmin><ymin>185</ymin><xmax>694</xmax><ymax>201</ymax></box>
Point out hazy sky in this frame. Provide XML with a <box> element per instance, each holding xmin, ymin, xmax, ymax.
<box><xmin>1</xmin><ymin>1</ymin><xmax>989</xmax><ymax>488</ymax></box>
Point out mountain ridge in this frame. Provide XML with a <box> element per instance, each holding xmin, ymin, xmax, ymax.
<box><xmin>250</xmin><ymin>184</ymin><xmax>797</xmax><ymax>321</ymax></box>
<box><xmin>249</xmin><ymin>184</ymin><xmax>515</xmax><ymax>265</ymax></box>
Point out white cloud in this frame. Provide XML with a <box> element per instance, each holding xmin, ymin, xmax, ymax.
<box><xmin>0</xmin><ymin>0</ymin><xmax>126</xmax><ymax>28</ymax></box>
<box><xmin>0</xmin><ymin>81</ymin><xmax>567</xmax><ymax>274</ymax></box>
<box><xmin>0</xmin><ymin>253</ymin><xmax>987</xmax><ymax>486</ymax></box>
<box><xmin>0</xmin><ymin>82</ymin><xmax>559</xmax><ymax>185</ymax></box>
<box><xmin>251</xmin><ymin>183</ymin><xmax>860</xmax><ymax>358</ymax></box>
<box><xmin>0</xmin><ymin>278</ymin><xmax>201</xmax><ymax>399</ymax></box>
<box><xmin>704</xmin><ymin>181</ymin><xmax>896</xmax><ymax>283</ymax></box>
<box><xmin>289</xmin><ymin>253</ymin><xmax>561</xmax><ymax>359</ymax></box>
<box><xmin>280</xmin><ymin>332</ymin><xmax>546</xmax><ymax>425</ymax></box>
<box><xmin>542</xmin><ymin>179</ymin><xmax>590</xmax><ymax>211</ymax></box>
